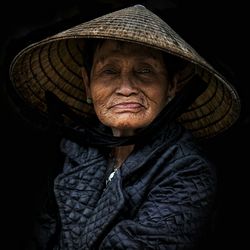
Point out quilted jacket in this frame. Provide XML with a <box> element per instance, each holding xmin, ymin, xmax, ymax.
<box><xmin>34</xmin><ymin>122</ymin><xmax>217</xmax><ymax>250</ymax></box>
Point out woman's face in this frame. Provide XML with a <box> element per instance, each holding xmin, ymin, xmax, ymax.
<box><xmin>86</xmin><ymin>40</ymin><xmax>176</xmax><ymax>136</ymax></box>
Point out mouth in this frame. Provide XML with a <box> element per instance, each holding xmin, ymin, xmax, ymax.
<box><xmin>110</xmin><ymin>102</ymin><xmax>145</xmax><ymax>112</ymax></box>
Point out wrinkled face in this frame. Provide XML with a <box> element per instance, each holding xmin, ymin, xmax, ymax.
<box><xmin>87</xmin><ymin>40</ymin><xmax>175</xmax><ymax>136</ymax></box>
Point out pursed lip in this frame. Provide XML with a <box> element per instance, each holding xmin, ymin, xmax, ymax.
<box><xmin>109</xmin><ymin>102</ymin><xmax>145</xmax><ymax>111</ymax></box>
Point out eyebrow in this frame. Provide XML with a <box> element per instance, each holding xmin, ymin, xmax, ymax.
<box><xmin>95</xmin><ymin>53</ymin><xmax>162</xmax><ymax>65</ymax></box>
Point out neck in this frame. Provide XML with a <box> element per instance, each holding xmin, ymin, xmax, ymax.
<box><xmin>110</xmin><ymin>128</ymin><xmax>135</xmax><ymax>168</ymax></box>
<box><xmin>111</xmin><ymin>127</ymin><xmax>135</xmax><ymax>137</ymax></box>
<box><xmin>111</xmin><ymin>144</ymin><xmax>134</xmax><ymax>169</ymax></box>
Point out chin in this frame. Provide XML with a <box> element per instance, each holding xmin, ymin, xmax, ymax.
<box><xmin>99</xmin><ymin>114</ymin><xmax>155</xmax><ymax>132</ymax></box>
<box><xmin>111</xmin><ymin>120</ymin><xmax>152</xmax><ymax>131</ymax></box>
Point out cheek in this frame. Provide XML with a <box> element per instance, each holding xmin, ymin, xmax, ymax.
<box><xmin>150</xmin><ymin>85</ymin><xmax>169</xmax><ymax>108</ymax></box>
<box><xmin>92</xmin><ymin>95</ymin><xmax>107</xmax><ymax>117</ymax></box>
<box><xmin>90</xmin><ymin>86</ymin><xmax>111</xmax><ymax>121</ymax></box>
<box><xmin>90</xmin><ymin>83</ymin><xmax>109</xmax><ymax>105</ymax></box>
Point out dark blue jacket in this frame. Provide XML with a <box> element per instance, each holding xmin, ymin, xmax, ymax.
<box><xmin>35</xmin><ymin>122</ymin><xmax>217</xmax><ymax>249</ymax></box>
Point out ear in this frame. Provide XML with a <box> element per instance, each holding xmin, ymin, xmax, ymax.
<box><xmin>172</xmin><ymin>63</ymin><xmax>196</xmax><ymax>93</ymax></box>
<box><xmin>167</xmin><ymin>75</ymin><xmax>177</xmax><ymax>99</ymax></box>
<box><xmin>81</xmin><ymin>67</ymin><xmax>91</xmax><ymax>98</ymax></box>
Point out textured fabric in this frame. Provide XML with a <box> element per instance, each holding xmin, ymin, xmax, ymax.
<box><xmin>34</xmin><ymin>122</ymin><xmax>217</xmax><ymax>249</ymax></box>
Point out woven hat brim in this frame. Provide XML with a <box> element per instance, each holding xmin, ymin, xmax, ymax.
<box><xmin>9</xmin><ymin>5</ymin><xmax>241</xmax><ymax>139</ymax></box>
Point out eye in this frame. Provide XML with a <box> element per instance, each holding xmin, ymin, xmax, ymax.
<box><xmin>101</xmin><ymin>66</ymin><xmax>119</xmax><ymax>75</ymax></box>
<box><xmin>135</xmin><ymin>67</ymin><xmax>153</xmax><ymax>75</ymax></box>
<box><xmin>136</xmin><ymin>68</ymin><xmax>151</xmax><ymax>74</ymax></box>
<box><xmin>103</xmin><ymin>69</ymin><xmax>117</xmax><ymax>74</ymax></box>
<box><xmin>135</xmin><ymin>66</ymin><xmax>154</xmax><ymax>76</ymax></box>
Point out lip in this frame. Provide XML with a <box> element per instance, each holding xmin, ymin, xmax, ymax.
<box><xmin>110</xmin><ymin>102</ymin><xmax>145</xmax><ymax>112</ymax></box>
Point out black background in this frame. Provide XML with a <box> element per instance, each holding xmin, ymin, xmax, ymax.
<box><xmin>0</xmin><ymin>0</ymin><xmax>249</xmax><ymax>249</ymax></box>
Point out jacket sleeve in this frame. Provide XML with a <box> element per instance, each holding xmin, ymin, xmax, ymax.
<box><xmin>99</xmin><ymin>155</ymin><xmax>217</xmax><ymax>250</ymax></box>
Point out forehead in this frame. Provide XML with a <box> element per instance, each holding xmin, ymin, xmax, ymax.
<box><xmin>93</xmin><ymin>40</ymin><xmax>164</xmax><ymax>61</ymax></box>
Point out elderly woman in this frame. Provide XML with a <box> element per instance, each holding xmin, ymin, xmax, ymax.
<box><xmin>9</xmin><ymin>5</ymin><xmax>240</xmax><ymax>250</ymax></box>
<box><xmin>82</xmin><ymin>39</ymin><xmax>179</xmax><ymax>166</ymax></box>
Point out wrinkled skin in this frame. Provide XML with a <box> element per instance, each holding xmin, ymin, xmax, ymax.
<box><xmin>83</xmin><ymin>40</ymin><xmax>177</xmax><ymax>137</ymax></box>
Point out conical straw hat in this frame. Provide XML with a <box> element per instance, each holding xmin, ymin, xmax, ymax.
<box><xmin>9</xmin><ymin>4</ymin><xmax>241</xmax><ymax>139</ymax></box>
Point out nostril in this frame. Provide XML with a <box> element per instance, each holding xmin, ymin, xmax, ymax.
<box><xmin>116</xmin><ymin>84</ymin><xmax>138</xmax><ymax>96</ymax></box>
<box><xmin>116</xmin><ymin>77</ymin><xmax>138</xmax><ymax>96</ymax></box>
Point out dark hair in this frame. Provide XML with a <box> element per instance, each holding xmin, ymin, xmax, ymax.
<box><xmin>163</xmin><ymin>52</ymin><xmax>187</xmax><ymax>80</ymax></box>
<box><xmin>82</xmin><ymin>38</ymin><xmax>187</xmax><ymax>80</ymax></box>
<box><xmin>82</xmin><ymin>38</ymin><xmax>105</xmax><ymax>75</ymax></box>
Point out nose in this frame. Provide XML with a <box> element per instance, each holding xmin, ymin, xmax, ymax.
<box><xmin>115</xmin><ymin>73</ymin><xmax>138</xmax><ymax>96</ymax></box>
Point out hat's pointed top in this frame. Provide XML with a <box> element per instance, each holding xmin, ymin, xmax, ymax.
<box><xmin>133</xmin><ymin>4</ymin><xmax>146</xmax><ymax>8</ymax></box>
